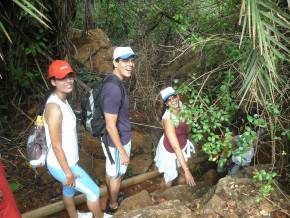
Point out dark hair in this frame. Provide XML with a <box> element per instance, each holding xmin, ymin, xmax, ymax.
<box><xmin>112</xmin><ymin>58</ymin><xmax>119</xmax><ymax>70</ymax></box>
<box><xmin>38</xmin><ymin>89</ymin><xmax>54</xmax><ymax>115</ymax></box>
<box><xmin>160</xmin><ymin>102</ymin><xmax>168</xmax><ymax>121</ymax></box>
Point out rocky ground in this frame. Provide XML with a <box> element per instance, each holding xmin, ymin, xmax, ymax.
<box><xmin>113</xmin><ymin>167</ymin><xmax>290</xmax><ymax>218</ymax></box>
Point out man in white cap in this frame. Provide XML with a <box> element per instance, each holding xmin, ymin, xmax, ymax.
<box><xmin>100</xmin><ymin>46</ymin><xmax>137</xmax><ymax>214</ymax></box>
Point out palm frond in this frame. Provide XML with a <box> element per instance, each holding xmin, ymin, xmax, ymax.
<box><xmin>238</xmin><ymin>0</ymin><xmax>289</xmax><ymax>106</ymax></box>
<box><xmin>0</xmin><ymin>0</ymin><xmax>52</xmax><ymax>61</ymax></box>
<box><xmin>12</xmin><ymin>0</ymin><xmax>51</xmax><ymax>28</ymax></box>
<box><xmin>0</xmin><ymin>21</ymin><xmax>12</xmax><ymax>43</ymax></box>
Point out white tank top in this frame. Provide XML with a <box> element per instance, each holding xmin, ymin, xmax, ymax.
<box><xmin>44</xmin><ymin>94</ymin><xmax>79</xmax><ymax>168</ymax></box>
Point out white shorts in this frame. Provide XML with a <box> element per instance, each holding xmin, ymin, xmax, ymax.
<box><xmin>154</xmin><ymin>135</ymin><xmax>195</xmax><ymax>183</ymax></box>
<box><xmin>101</xmin><ymin>141</ymin><xmax>131</xmax><ymax>178</ymax></box>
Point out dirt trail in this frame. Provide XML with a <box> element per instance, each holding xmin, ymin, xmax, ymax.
<box><xmin>43</xmin><ymin>175</ymin><xmax>164</xmax><ymax>218</ymax></box>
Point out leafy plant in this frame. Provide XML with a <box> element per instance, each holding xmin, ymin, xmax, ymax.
<box><xmin>253</xmin><ymin>170</ymin><xmax>277</xmax><ymax>203</ymax></box>
<box><xmin>173</xmin><ymin>74</ymin><xmax>269</xmax><ymax>168</ymax></box>
<box><xmin>0</xmin><ymin>0</ymin><xmax>50</xmax><ymax>59</ymax></box>
<box><xmin>9</xmin><ymin>181</ymin><xmax>22</xmax><ymax>192</ymax></box>
<box><xmin>281</xmin><ymin>129</ymin><xmax>290</xmax><ymax>141</ymax></box>
<box><xmin>174</xmin><ymin>71</ymin><xmax>240</xmax><ymax>166</ymax></box>
<box><xmin>24</xmin><ymin>29</ymin><xmax>48</xmax><ymax>57</ymax></box>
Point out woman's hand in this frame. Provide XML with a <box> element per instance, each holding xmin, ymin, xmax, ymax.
<box><xmin>184</xmin><ymin>169</ymin><xmax>196</xmax><ymax>187</ymax></box>
<box><xmin>64</xmin><ymin>172</ymin><xmax>78</xmax><ymax>186</ymax></box>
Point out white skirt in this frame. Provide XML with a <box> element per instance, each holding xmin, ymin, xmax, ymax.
<box><xmin>154</xmin><ymin>135</ymin><xmax>195</xmax><ymax>183</ymax></box>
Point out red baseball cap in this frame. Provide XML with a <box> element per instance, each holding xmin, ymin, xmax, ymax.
<box><xmin>47</xmin><ymin>60</ymin><xmax>75</xmax><ymax>79</ymax></box>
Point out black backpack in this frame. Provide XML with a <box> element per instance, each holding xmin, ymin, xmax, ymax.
<box><xmin>81</xmin><ymin>74</ymin><xmax>125</xmax><ymax>137</ymax></box>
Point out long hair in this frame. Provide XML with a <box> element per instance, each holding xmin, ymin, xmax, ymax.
<box><xmin>38</xmin><ymin>88</ymin><xmax>54</xmax><ymax>115</ymax></box>
<box><xmin>160</xmin><ymin>101</ymin><xmax>168</xmax><ymax>121</ymax></box>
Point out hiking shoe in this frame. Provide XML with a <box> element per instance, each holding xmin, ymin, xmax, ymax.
<box><xmin>77</xmin><ymin>211</ymin><xmax>93</xmax><ymax>218</ymax></box>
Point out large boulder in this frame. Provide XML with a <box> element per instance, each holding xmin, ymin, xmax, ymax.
<box><xmin>130</xmin><ymin>129</ymin><xmax>156</xmax><ymax>175</ymax></box>
<box><xmin>117</xmin><ymin>190</ymin><xmax>154</xmax><ymax>214</ymax></box>
<box><xmin>195</xmin><ymin>173</ymin><xmax>288</xmax><ymax>217</ymax></box>
<box><xmin>78</xmin><ymin>149</ymin><xmax>106</xmax><ymax>182</ymax></box>
<box><xmin>152</xmin><ymin>184</ymin><xmax>211</xmax><ymax>204</ymax></box>
<box><xmin>71</xmin><ymin>28</ymin><xmax>113</xmax><ymax>72</ymax></box>
<box><xmin>79</xmin><ymin>129</ymin><xmax>103</xmax><ymax>157</ymax></box>
<box><xmin>199</xmin><ymin>169</ymin><xmax>219</xmax><ymax>186</ymax></box>
<box><xmin>114</xmin><ymin>200</ymin><xmax>193</xmax><ymax>218</ymax></box>
<box><xmin>131</xmin><ymin>129</ymin><xmax>154</xmax><ymax>155</ymax></box>
<box><xmin>130</xmin><ymin>153</ymin><xmax>152</xmax><ymax>175</ymax></box>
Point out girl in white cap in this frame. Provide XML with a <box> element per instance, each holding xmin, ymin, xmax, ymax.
<box><xmin>154</xmin><ymin>87</ymin><xmax>196</xmax><ymax>188</ymax></box>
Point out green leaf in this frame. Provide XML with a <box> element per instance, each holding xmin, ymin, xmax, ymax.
<box><xmin>257</xmin><ymin>0</ymin><xmax>290</xmax><ymax>20</ymax></box>
<box><xmin>13</xmin><ymin>0</ymin><xmax>51</xmax><ymax>28</ymax></box>
<box><xmin>264</xmin><ymin>34</ymin><xmax>290</xmax><ymax>54</ymax></box>
<box><xmin>259</xmin><ymin>10</ymin><xmax>290</xmax><ymax>30</ymax></box>
<box><xmin>9</xmin><ymin>182</ymin><xmax>21</xmax><ymax>192</ymax></box>
<box><xmin>247</xmin><ymin>115</ymin><xmax>254</xmax><ymax>123</ymax></box>
<box><xmin>0</xmin><ymin>21</ymin><xmax>12</xmax><ymax>43</ymax></box>
<box><xmin>261</xmin><ymin>21</ymin><xmax>289</xmax><ymax>45</ymax></box>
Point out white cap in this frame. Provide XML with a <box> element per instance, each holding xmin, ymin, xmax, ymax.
<box><xmin>113</xmin><ymin>47</ymin><xmax>137</xmax><ymax>61</ymax></box>
<box><xmin>160</xmin><ymin>87</ymin><xmax>176</xmax><ymax>101</ymax></box>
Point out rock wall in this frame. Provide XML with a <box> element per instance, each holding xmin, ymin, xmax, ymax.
<box><xmin>71</xmin><ymin>28</ymin><xmax>114</xmax><ymax>73</ymax></box>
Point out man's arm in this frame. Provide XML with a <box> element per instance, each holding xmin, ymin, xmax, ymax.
<box><xmin>104</xmin><ymin>112</ymin><xmax>129</xmax><ymax>165</ymax></box>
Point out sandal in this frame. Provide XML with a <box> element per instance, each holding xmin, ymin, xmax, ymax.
<box><xmin>105</xmin><ymin>201</ymin><xmax>119</xmax><ymax>214</ymax></box>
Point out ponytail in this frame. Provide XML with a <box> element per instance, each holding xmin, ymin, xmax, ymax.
<box><xmin>38</xmin><ymin>89</ymin><xmax>54</xmax><ymax>115</ymax></box>
<box><xmin>160</xmin><ymin>103</ymin><xmax>168</xmax><ymax>121</ymax></box>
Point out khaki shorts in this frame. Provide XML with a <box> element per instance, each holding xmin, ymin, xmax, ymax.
<box><xmin>101</xmin><ymin>141</ymin><xmax>131</xmax><ymax>178</ymax></box>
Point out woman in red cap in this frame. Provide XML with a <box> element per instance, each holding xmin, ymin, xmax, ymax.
<box><xmin>43</xmin><ymin>60</ymin><xmax>111</xmax><ymax>218</ymax></box>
